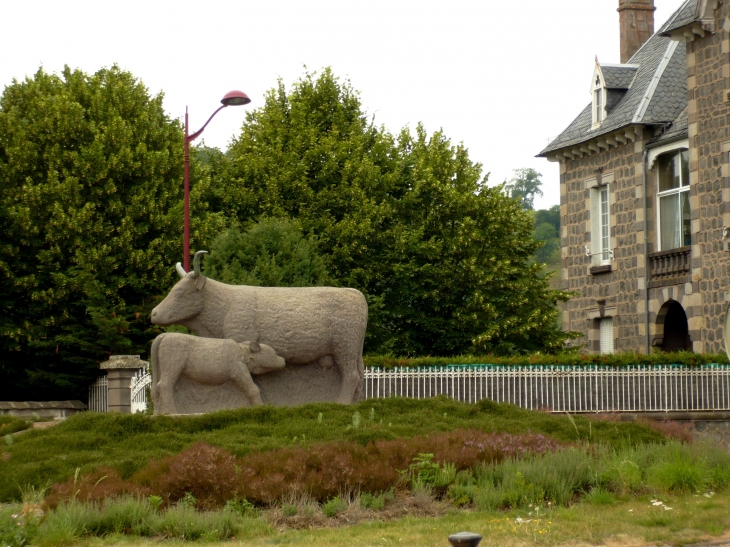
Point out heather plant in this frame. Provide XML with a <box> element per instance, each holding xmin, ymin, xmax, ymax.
<box><xmin>1</xmin><ymin>398</ymin><xmax>667</xmax><ymax>503</ymax></box>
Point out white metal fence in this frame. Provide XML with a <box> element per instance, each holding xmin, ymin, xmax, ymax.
<box><xmin>88</xmin><ymin>369</ymin><xmax>151</xmax><ymax>413</ymax></box>
<box><xmin>88</xmin><ymin>375</ymin><xmax>108</xmax><ymax>412</ymax></box>
<box><xmin>363</xmin><ymin>364</ymin><xmax>730</xmax><ymax>412</ymax></box>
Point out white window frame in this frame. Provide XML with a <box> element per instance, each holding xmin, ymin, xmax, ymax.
<box><xmin>588</xmin><ymin>174</ymin><xmax>613</xmax><ymax>266</ymax></box>
<box><xmin>590</xmin><ymin>68</ymin><xmax>606</xmax><ymax>128</ymax></box>
<box><xmin>655</xmin><ymin>148</ymin><xmax>690</xmax><ymax>252</ymax></box>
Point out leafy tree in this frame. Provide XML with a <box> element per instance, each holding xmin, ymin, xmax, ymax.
<box><xmin>505</xmin><ymin>168</ymin><xmax>543</xmax><ymax>210</ymax></box>
<box><xmin>534</xmin><ymin>204</ymin><xmax>560</xmax><ymax>232</ymax></box>
<box><xmin>204</xmin><ymin>218</ymin><xmax>331</xmax><ymax>287</ymax></box>
<box><xmin>220</xmin><ymin>69</ymin><xmax>575</xmax><ymax>356</ymax></box>
<box><xmin>533</xmin><ymin>222</ymin><xmax>560</xmax><ymax>263</ymax></box>
<box><xmin>0</xmin><ymin>66</ymin><xmax>216</xmax><ymax>400</ymax></box>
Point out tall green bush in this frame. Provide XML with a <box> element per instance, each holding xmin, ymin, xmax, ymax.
<box><xmin>221</xmin><ymin>68</ymin><xmax>575</xmax><ymax>356</ymax></box>
<box><xmin>0</xmin><ymin>66</ymin><xmax>219</xmax><ymax>400</ymax></box>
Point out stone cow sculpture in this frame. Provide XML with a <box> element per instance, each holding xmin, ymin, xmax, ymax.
<box><xmin>151</xmin><ymin>333</ymin><xmax>285</xmax><ymax>415</ymax></box>
<box><xmin>150</xmin><ymin>251</ymin><xmax>368</xmax><ymax>404</ymax></box>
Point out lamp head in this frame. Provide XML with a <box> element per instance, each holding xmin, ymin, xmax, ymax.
<box><xmin>221</xmin><ymin>90</ymin><xmax>251</xmax><ymax>106</ymax></box>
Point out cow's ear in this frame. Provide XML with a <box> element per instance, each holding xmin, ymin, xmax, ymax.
<box><xmin>195</xmin><ymin>276</ymin><xmax>207</xmax><ymax>291</ymax></box>
<box><xmin>249</xmin><ymin>341</ymin><xmax>261</xmax><ymax>353</ymax></box>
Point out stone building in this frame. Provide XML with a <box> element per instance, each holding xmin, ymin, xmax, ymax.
<box><xmin>538</xmin><ymin>0</ymin><xmax>730</xmax><ymax>354</ymax></box>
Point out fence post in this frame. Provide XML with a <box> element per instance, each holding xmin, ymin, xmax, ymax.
<box><xmin>100</xmin><ymin>355</ymin><xmax>149</xmax><ymax>414</ymax></box>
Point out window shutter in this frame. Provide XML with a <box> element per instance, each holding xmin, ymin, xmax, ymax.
<box><xmin>599</xmin><ymin>317</ymin><xmax>614</xmax><ymax>355</ymax></box>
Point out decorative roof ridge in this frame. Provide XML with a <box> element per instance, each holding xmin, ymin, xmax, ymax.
<box><xmin>600</xmin><ymin>63</ymin><xmax>640</xmax><ymax>69</ymax></box>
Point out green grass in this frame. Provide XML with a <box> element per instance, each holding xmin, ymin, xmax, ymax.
<box><xmin>6</xmin><ymin>490</ymin><xmax>730</xmax><ymax>547</ymax></box>
<box><xmin>0</xmin><ymin>397</ymin><xmax>666</xmax><ymax>502</ymax></box>
<box><xmin>0</xmin><ymin>415</ymin><xmax>32</xmax><ymax>435</ymax></box>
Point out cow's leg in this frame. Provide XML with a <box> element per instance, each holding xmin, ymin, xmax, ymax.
<box><xmin>334</xmin><ymin>355</ymin><xmax>362</xmax><ymax>404</ymax></box>
<box><xmin>156</xmin><ymin>363</ymin><xmax>182</xmax><ymax>415</ymax></box>
<box><xmin>230</xmin><ymin>365</ymin><xmax>264</xmax><ymax>406</ymax></box>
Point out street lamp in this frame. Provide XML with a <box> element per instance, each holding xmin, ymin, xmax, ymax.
<box><xmin>183</xmin><ymin>90</ymin><xmax>251</xmax><ymax>272</ymax></box>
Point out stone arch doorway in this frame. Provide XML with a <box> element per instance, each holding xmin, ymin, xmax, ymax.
<box><xmin>656</xmin><ymin>300</ymin><xmax>692</xmax><ymax>352</ymax></box>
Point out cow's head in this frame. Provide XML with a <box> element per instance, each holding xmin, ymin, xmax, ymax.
<box><xmin>151</xmin><ymin>251</ymin><xmax>208</xmax><ymax>326</ymax></box>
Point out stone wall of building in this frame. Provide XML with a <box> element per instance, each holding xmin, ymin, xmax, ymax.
<box><xmin>559</xmin><ymin>134</ymin><xmax>648</xmax><ymax>353</ymax></box>
<box><xmin>686</xmin><ymin>3</ymin><xmax>730</xmax><ymax>353</ymax></box>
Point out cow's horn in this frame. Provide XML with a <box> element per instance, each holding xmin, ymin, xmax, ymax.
<box><xmin>175</xmin><ymin>262</ymin><xmax>186</xmax><ymax>279</ymax></box>
<box><xmin>192</xmin><ymin>250</ymin><xmax>208</xmax><ymax>278</ymax></box>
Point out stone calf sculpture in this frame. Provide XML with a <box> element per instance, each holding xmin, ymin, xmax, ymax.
<box><xmin>151</xmin><ymin>332</ymin><xmax>285</xmax><ymax>415</ymax></box>
<box><xmin>150</xmin><ymin>251</ymin><xmax>368</xmax><ymax>404</ymax></box>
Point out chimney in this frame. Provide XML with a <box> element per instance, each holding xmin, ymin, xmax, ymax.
<box><xmin>618</xmin><ymin>0</ymin><xmax>656</xmax><ymax>63</ymax></box>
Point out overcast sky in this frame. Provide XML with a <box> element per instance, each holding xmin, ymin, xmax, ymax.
<box><xmin>2</xmin><ymin>0</ymin><xmax>685</xmax><ymax>210</ymax></box>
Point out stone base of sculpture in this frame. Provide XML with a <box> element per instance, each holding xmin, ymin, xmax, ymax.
<box><xmin>166</xmin><ymin>363</ymin><xmax>351</xmax><ymax>414</ymax></box>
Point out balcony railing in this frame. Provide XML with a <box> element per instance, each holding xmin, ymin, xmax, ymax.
<box><xmin>648</xmin><ymin>246</ymin><xmax>691</xmax><ymax>287</ymax></box>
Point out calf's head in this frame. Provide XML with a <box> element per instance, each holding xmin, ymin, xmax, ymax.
<box><xmin>241</xmin><ymin>341</ymin><xmax>286</xmax><ymax>375</ymax></box>
<box><xmin>151</xmin><ymin>251</ymin><xmax>208</xmax><ymax>327</ymax></box>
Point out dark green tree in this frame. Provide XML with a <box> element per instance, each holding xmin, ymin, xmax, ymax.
<box><xmin>505</xmin><ymin>168</ymin><xmax>543</xmax><ymax>210</ymax></box>
<box><xmin>219</xmin><ymin>69</ymin><xmax>575</xmax><ymax>356</ymax></box>
<box><xmin>534</xmin><ymin>204</ymin><xmax>560</xmax><ymax>232</ymax></box>
<box><xmin>0</xmin><ymin>66</ymin><xmax>216</xmax><ymax>400</ymax></box>
<box><xmin>204</xmin><ymin>218</ymin><xmax>332</xmax><ymax>287</ymax></box>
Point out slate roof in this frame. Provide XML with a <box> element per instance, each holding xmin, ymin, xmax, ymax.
<box><xmin>538</xmin><ymin>26</ymin><xmax>687</xmax><ymax>157</ymax></box>
<box><xmin>602</xmin><ymin>65</ymin><xmax>638</xmax><ymax>89</ymax></box>
<box><xmin>658</xmin><ymin>0</ymin><xmax>698</xmax><ymax>34</ymax></box>
<box><xmin>649</xmin><ymin>107</ymin><xmax>688</xmax><ymax>145</ymax></box>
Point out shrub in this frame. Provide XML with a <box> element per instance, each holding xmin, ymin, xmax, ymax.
<box><xmin>469</xmin><ymin>447</ymin><xmax>594</xmax><ymax>510</ymax></box>
<box><xmin>647</xmin><ymin>443</ymin><xmax>708</xmax><ymax>493</ymax></box>
<box><xmin>135</xmin><ymin>442</ymin><xmax>240</xmax><ymax>510</ymax></box>
<box><xmin>0</xmin><ymin>505</ymin><xmax>34</xmax><ymax>547</ymax></box>
<box><xmin>156</xmin><ymin>505</ymin><xmax>237</xmax><ymax>541</ymax></box>
<box><xmin>321</xmin><ymin>496</ymin><xmax>348</xmax><ymax>518</ymax></box>
<box><xmin>0</xmin><ymin>397</ymin><xmax>666</xmax><ymax>503</ymax></box>
<box><xmin>359</xmin><ymin>489</ymin><xmax>394</xmax><ymax>511</ymax></box>
<box><xmin>225</xmin><ymin>497</ymin><xmax>257</xmax><ymax>518</ymax></box>
<box><xmin>46</xmin><ymin>467</ymin><xmax>149</xmax><ymax>508</ymax></box>
<box><xmin>364</xmin><ymin>351</ymin><xmax>728</xmax><ymax>368</ymax></box>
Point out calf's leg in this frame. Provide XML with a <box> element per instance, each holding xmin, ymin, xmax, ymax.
<box><xmin>230</xmin><ymin>364</ymin><xmax>264</xmax><ymax>406</ymax></box>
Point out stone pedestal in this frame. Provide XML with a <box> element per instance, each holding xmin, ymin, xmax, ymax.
<box><xmin>100</xmin><ymin>355</ymin><xmax>148</xmax><ymax>414</ymax></box>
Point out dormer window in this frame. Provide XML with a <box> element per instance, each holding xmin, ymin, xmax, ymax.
<box><xmin>592</xmin><ymin>73</ymin><xmax>605</xmax><ymax>127</ymax></box>
<box><xmin>594</xmin><ymin>76</ymin><xmax>604</xmax><ymax>123</ymax></box>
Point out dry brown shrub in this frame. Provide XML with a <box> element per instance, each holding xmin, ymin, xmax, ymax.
<box><xmin>45</xmin><ymin>467</ymin><xmax>148</xmax><ymax>508</ymax></box>
<box><xmin>45</xmin><ymin>430</ymin><xmax>564</xmax><ymax>509</ymax></box>
<box><xmin>235</xmin><ymin>429</ymin><xmax>563</xmax><ymax>504</ymax></box>
<box><xmin>134</xmin><ymin>441</ymin><xmax>241</xmax><ymax>510</ymax></box>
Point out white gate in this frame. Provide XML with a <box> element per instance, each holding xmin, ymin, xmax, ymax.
<box><xmin>88</xmin><ymin>369</ymin><xmax>151</xmax><ymax>413</ymax></box>
<box><xmin>131</xmin><ymin>370</ymin><xmax>152</xmax><ymax>413</ymax></box>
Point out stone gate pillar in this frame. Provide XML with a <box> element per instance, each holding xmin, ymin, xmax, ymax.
<box><xmin>100</xmin><ymin>355</ymin><xmax>148</xmax><ymax>413</ymax></box>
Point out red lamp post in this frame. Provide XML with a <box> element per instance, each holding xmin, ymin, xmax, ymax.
<box><xmin>183</xmin><ymin>90</ymin><xmax>251</xmax><ymax>272</ymax></box>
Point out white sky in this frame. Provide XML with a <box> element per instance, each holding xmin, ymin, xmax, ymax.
<box><xmin>2</xmin><ymin>0</ymin><xmax>685</xmax><ymax>210</ymax></box>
